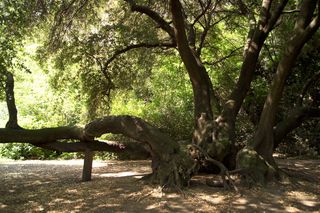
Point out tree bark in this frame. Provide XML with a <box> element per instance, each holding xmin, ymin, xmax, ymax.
<box><xmin>252</xmin><ymin>0</ymin><xmax>320</xmax><ymax>164</ymax></box>
<box><xmin>82</xmin><ymin>150</ymin><xmax>94</xmax><ymax>181</ymax></box>
<box><xmin>0</xmin><ymin>126</ymin><xmax>87</xmax><ymax>143</ymax></box>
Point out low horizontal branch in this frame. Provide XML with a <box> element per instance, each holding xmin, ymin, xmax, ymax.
<box><xmin>0</xmin><ymin>126</ymin><xmax>87</xmax><ymax>144</ymax></box>
<box><xmin>0</xmin><ymin>115</ymin><xmax>175</xmax><ymax>159</ymax></box>
<box><xmin>34</xmin><ymin>141</ymin><xmax>126</xmax><ymax>152</ymax></box>
<box><xmin>274</xmin><ymin>106</ymin><xmax>320</xmax><ymax>147</ymax></box>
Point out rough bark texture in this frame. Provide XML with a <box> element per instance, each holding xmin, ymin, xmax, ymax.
<box><xmin>34</xmin><ymin>140</ymin><xmax>126</xmax><ymax>153</ymax></box>
<box><xmin>236</xmin><ymin>148</ymin><xmax>278</xmax><ymax>185</ymax></box>
<box><xmin>125</xmin><ymin>0</ymin><xmax>226</xmax><ymax>173</ymax></box>
<box><xmin>0</xmin><ymin>127</ymin><xmax>86</xmax><ymax>143</ymax></box>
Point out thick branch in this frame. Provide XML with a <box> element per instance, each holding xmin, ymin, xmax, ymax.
<box><xmin>295</xmin><ymin>0</ymin><xmax>318</xmax><ymax>30</ymax></box>
<box><xmin>274</xmin><ymin>107</ymin><xmax>320</xmax><ymax>148</ymax></box>
<box><xmin>84</xmin><ymin>115</ymin><xmax>178</xmax><ymax>155</ymax></box>
<box><xmin>222</xmin><ymin>0</ymin><xmax>288</xmax><ymax>125</ymax></box>
<box><xmin>298</xmin><ymin>71</ymin><xmax>320</xmax><ymax>106</ymax></box>
<box><xmin>34</xmin><ymin>141</ymin><xmax>126</xmax><ymax>152</ymax></box>
<box><xmin>252</xmin><ymin>1</ymin><xmax>320</xmax><ymax>160</ymax></box>
<box><xmin>0</xmin><ymin>115</ymin><xmax>177</xmax><ymax>155</ymax></box>
<box><xmin>0</xmin><ymin>126</ymin><xmax>87</xmax><ymax>143</ymax></box>
<box><xmin>170</xmin><ymin>0</ymin><xmax>213</xmax><ymax>120</ymax></box>
<box><xmin>266</xmin><ymin>0</ymin><xmax>289</xmax><ymax>32</ymax></box>
<box><xmin>260</xmin><ymin>0</ymin><xmax>273</xmax><ymax>27</ymax></box>
<box><xmin>124</xmin><ymin>0</ymin><xmax>175</xmax><ymax>39</ymax></box>
<box><xmin>81</xmin><ymin>115</ymin><xmax>195</xmax><ymax>187</ymax></box>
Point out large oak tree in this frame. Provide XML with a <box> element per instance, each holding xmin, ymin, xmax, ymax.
<box><xmin>1</xmin><ymin>0</ymin><xmax>320</xmax><ymax>187</ymax></box>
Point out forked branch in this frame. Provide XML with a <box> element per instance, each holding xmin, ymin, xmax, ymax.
<box><xmin>102</xmin><ymin>42</ymin><xmax>175</xmax><ymax>72</ymax></box>
<box><xmin>124</xmin><ymin>0</ymin><xmax>175</xmax><ymax>39</ymax></box>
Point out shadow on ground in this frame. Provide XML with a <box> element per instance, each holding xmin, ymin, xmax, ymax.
<box><xmin>0</xmin><ymin>158</ymin><xmax>319</xmax><ymax>212</ymax></box>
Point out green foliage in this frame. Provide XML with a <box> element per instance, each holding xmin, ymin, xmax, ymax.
<box><xmin>1</xmin><ymin>0</ymin><xmax>319</xmax><ymax>161</ymax></box>
<box><xmin>0</xmin><ymin>0</ymin><xmax>41</xmax><ymax>96</ymax></box>
<box><xmin>0</xmin><ymin>143</ymin><xmax>61</xmax><ymax>160</ymax></box>
<box><xmin>109</xmin><ymin>53</ymin><xmax>194</xmax><ymax>141</ymax></box>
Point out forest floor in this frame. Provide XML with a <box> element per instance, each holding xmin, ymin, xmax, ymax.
<box><xmin>0</xmin><ymin>157</ymin><xmax>319</xmax><ymax>213</ymax></box>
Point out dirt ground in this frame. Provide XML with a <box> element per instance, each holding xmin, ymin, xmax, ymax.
<box><xmin>0</xmin><ymin>158</ymin><xmax>319</xmax><ymax>213</ymax></box>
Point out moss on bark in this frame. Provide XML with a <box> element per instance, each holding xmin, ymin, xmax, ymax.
<box><xmin>236</xmin><ymin>148</ymin><xmax>278</xmax><ymax>185</ymax></box>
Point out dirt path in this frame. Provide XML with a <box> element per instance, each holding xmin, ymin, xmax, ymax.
<box><xmin>0</xmin><ymin>159</ymin><xmax>319</xmax><ymax>213</ymax></box>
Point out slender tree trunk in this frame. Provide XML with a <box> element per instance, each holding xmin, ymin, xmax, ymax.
<box><xmin>5</xmin><ymin>72</ymin><xmax>22</xmax><ymax>129</ymax></box>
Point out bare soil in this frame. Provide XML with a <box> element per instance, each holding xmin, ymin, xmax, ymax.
<box><xmin>0</xmin><ymin>158</ymin><xmax>319</xmax><ymax>213</ymax></box>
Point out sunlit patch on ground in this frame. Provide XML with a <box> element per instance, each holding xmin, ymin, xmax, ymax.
<box><xmin>98</xmin><ymin>171</ymin><xmax>148</xmax><ymax>178</ymax></box>
<box><xmin>0</xmin><ymin>159</ymin><xmax>319</xmax><ymax>212</ymax></box>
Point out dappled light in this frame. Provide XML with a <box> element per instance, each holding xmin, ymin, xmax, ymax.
<box><xmin>1</xmin><ymin>159</ymin><xmax>319</xmax><ymax>212</ymax></box>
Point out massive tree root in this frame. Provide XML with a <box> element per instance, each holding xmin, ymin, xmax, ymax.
<box><xmin>191</xmin><ymin>144</ymin><xmax>238</xmax><ymax>191</ymax></box>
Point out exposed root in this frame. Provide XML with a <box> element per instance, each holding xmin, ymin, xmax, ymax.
<box><xmin>281</xmin><ymin>168</ymin><xmax>319</xmax><ymax>182</ymax></box>
<box><xmin>191</xmin><ymin>144</ymin><xmax>238</xmax><ymax>191</ymax></box>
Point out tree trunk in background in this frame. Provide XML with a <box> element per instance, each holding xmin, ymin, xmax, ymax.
<box><xmin>5</xmin><ymin>72</ymin><xmax>22</xmax><ymax>129</ymax></box>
